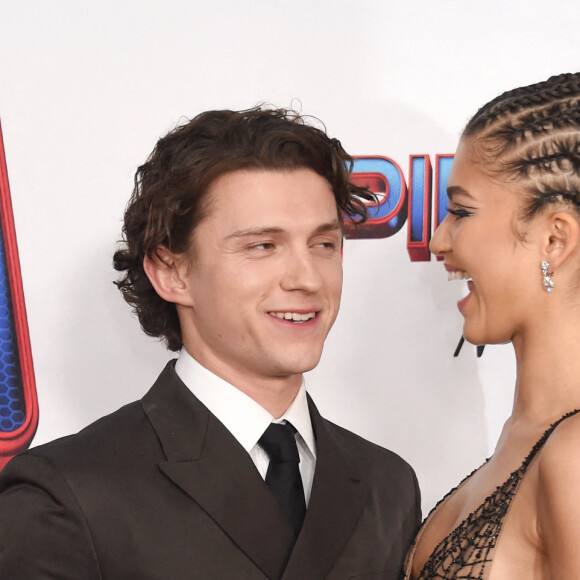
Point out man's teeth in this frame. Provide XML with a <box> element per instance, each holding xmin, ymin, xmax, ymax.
<box><xmin>269</xmin><ymin>312</ymin><xmax>316</xmax><ymax>322</ymax></box>
<box><xmin>447</xmin><ymin>271</ymin><xmax>471</xmax><ymax>281</ymax></box>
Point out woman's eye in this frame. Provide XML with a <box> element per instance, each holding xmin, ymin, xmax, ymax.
<box><xmin>447</xmin><ymin>207</ymin><xmax>474</xmax><ymax>220</ymax></box>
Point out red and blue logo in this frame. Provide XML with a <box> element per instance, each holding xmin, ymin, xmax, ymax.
<box><xmin>0</xmin><ymin>120</ymin><xmax>38</xmax><ymax>470</ymax></box>
<box><xmin>347</xmin><ymin>154</ymin><xmax>453</xmax><ymax>261</ymax></box>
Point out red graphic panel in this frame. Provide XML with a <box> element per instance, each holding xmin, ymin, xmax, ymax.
<box><xmin>0</xmin><ymin>119</ymin><xmax>38</xmax><ymax>470</ymax></box>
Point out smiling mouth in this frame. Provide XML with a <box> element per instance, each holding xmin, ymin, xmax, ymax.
<box><xmin>268</xmin><ymin>312</ymin><xmax>317</xmax><ymax>323</ymax></box>
<box><xmin>447</xmin><ymin>270</ymin><xmax>471</xmax><ymax>281</ymax></box>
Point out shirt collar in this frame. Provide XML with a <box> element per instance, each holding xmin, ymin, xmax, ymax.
<box><xmin>174</xmin><ymin>349</ymin><xmax>316</xmax><ymax>458</ymax></box>
<box><xmin>277</xmin><ymin>385</ymin><xmax>316</xmax><ymax>458</ymax></box>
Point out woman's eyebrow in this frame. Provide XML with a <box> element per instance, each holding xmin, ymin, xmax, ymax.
<box><xmin>447</xmin><ymin>185</ymin><xmax>477</xmax><ymax>203</ymax></box>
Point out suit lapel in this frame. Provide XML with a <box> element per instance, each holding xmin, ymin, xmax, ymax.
<box><xmin>283</xmin><ymin>396</ymin><xmax>370</xmax><ymax>579</ymax></box>
<box><xmin>142</xmin><ymin>362</ymin><xmax>296</xmax><ymax>580</ymax></box>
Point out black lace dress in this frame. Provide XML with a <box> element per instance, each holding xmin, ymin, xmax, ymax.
<box><xmin>404</xmin><ymin>410</ymin><xmax>580</xmax><ymax>580</ymax></box>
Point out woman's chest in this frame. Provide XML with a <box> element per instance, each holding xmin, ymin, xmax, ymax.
<box><xmin>411</xmin><ymin>455</ymin><xmax>534</xmax><ymax>579</ymax></box>
<box><xmin>487</xmin><ymin>464</ymin><xmax>545</xmax><ymax>579</ymax></box>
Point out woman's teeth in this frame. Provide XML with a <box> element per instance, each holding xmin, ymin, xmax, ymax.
<box><xmin>447</xmin><ymin>271</ymin><xmax>471</xmax><ymax>281</ymax></box>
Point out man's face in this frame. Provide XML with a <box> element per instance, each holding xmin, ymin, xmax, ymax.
<box><xmin>177</xmin><ymin>168</ymin><xmax>343</xmax><ymax>391</ymax></box>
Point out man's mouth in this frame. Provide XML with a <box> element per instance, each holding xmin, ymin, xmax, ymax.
<box><xmin>268</xmin><ymin>311</ymin><xmax>317</xmax><ymax>323</ymax></box>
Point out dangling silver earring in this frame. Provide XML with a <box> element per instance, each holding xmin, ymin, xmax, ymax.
<box><xmin>541</xmin><ymin>261</ymin><xmax>554</xmax><ymax>292</ymax></box>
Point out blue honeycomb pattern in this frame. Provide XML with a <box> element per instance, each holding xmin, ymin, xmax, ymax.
<box><xmin>0</xmin><ymin>222</ymin><xmax>24</xmax><ymax>433</ymax></box>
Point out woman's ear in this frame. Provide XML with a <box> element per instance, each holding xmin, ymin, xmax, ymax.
<box><xmin>143</xmin><ymin>246</ymin><xmax>193</xmax><ymax>306</ymax></box>
<box><xmin>542</xmin><ymin>211</ymin><xmax>580</xmax><ymax>271</ymax></box>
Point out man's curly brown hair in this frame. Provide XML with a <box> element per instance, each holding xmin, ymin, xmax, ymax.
<box><xmin>113</xmin><ymin>106</ymin><xmax>373</xmax><ymax>351</ymax></box>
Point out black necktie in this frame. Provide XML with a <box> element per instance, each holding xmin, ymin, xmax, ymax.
<box><xmin>259</xmin><ymin>422</ymin><xmax>306</xmax><ymax>537</ymax></box>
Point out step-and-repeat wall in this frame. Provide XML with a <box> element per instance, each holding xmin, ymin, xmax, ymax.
<box><xmin>1</xmin><ymin>0</ymin><xmax>579</xmax><ymax>511</ymax></box>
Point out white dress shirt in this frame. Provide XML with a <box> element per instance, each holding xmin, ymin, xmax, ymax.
<box><xmin>174</xmin><ymin>349</ymin><xmax>317</xmax><ymax>505</ymax></box>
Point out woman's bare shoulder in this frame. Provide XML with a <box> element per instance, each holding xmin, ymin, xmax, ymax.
<box><xmin>538</xmin><ymin>411</ymin><xmax>580</xmax><ymax>470</ymax></box>
<box><xmin>534</xmin><ymin>411</ymin><xmax>580</xmax><ymax>576</ymax></box>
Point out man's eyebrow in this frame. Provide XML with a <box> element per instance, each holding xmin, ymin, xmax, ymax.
<box><xmin>313</xmin><ymin>220</ymin><xmax>342</xmax><ymax>234</ymax></box>
<box><xmin>226</xmin><ymin>226</ymin><xmax>284</xmax><ymax>240</ymax></box>
<box><xmin>226</xmin><ymin>220</ymin><xmax>342</xmax><ymax>240</ymax></box>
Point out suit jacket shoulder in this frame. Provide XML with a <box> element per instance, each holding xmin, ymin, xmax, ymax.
<box><xmin>320</xmin><ymin>414</ymin><xmax>419</xmax><ymax>508</ymax></box>
<box><xmin>0</xmin><ymin>362</ymin><xmax>420</xmax><ymax>580</ymax></box>
<box><xmin>322</xmin><ymin>413</ymin><xmax>417</xmax><ymax>475</ymax></box>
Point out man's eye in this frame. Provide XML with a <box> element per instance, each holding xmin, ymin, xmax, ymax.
<box><xmin>313</xmin><ymin>241</ymin><xmax>338</xmax><ymax>250</ymax></box>
<box><xmin>250</xmin><ymin>242</ymin><xmax>275</xmax><ymax>250</ymax></box>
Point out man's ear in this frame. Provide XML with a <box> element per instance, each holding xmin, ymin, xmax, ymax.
<box><xmin>143</xmin><ymin>246</ymin><xmax>193</xmax><ymax>306</ymax></box>
<box><xmin>542</xmin><ymin>211</ymin><xmax>580</xmax><ymax>271</ymax></box>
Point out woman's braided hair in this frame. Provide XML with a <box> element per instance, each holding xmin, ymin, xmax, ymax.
<box><xmin>463</xmin><ymin>72</ymin><xmax>580</xmax><ymax>220</ymax></box>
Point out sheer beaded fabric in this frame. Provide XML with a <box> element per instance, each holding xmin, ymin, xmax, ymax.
<box><xmin>404</xmin><ymin>410</ymin><xmax>580</xmax><ymax>580</ymax></box>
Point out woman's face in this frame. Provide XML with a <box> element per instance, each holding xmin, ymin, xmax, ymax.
<box><xmin>430</xmin><ymin>139</ymin><xmax>543</xmax><ymax>346</ymax></box>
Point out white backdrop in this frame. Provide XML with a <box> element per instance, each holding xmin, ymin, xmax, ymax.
<box><xmin>1</xmin><ymin>0</ymin><xmax>579</xmax><ymax>512</ymax></box>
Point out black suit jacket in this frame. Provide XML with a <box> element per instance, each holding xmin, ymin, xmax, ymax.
<box><xmin>0</xmin><ymin>362</ymin><xmax>420</xmax><ymax>579</ymax></box>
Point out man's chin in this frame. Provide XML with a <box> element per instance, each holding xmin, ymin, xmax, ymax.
<box><xmin>270</xmin><ymin>356</ymin><xmax>324</xmax><ymax>378</ymax></box>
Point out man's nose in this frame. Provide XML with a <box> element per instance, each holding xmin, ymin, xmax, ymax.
<box><xmin>280</xmin><ymin>249</ymin><xmax>324</xmax><ymax>292</ymax></box>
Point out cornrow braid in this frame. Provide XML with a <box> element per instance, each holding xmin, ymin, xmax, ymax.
<box><xmin>462</xmin><ymin>72</ymin><xmax>580</xmax><ymax>220</ymax></box>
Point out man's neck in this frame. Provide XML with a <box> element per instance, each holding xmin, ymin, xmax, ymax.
<box><xmin>179</xmin><ymin>348</ymin><xmax>303</xmax><ymax>418</ymax></box>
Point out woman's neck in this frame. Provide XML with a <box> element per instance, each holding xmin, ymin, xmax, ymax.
<box><xmin>510</xmin><ymin>314</ymin><xmax>580</xmax><ymax>425</ymax></box>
